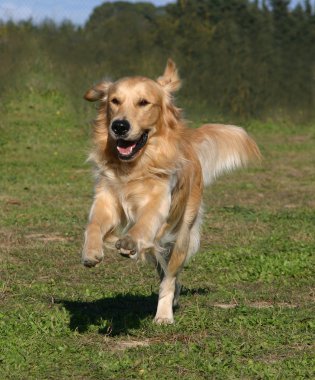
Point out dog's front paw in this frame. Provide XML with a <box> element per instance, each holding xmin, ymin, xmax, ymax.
<box><xmin>115</xmin><ymin>235</ymin><xmax>137</xmax><ymax>259</ymax></box>
<box><xmin>82</xmin><ymin>248</ymin><xmax>104</xmax><ymax>268</ymax></box>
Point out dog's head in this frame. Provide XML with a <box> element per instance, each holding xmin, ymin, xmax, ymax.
<box><xmin>85</xmin><ymin>59</ymin><xmax>181</xmax><ymax>162</ymax></box>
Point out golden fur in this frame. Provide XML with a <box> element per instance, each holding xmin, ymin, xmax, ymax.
<box><xmin>82</xmin><ymin>60</ymin><xmax>261</xmax><ymax>324</ymax></box>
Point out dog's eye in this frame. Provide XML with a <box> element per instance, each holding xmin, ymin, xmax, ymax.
<box><xmin>111</xmin><ymin>98</ymin><xmax>120</xmax><ymax>105</ymax></box>
<box><xmin>138</xmin><ymin>99</ymin><xmax>150</xmax><ymax>107</ymax></box>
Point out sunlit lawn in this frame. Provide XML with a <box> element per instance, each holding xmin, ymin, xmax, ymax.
<box><xmin>0</xmin><ymin>63</ymin><xmax>314</xmax><ymax>379</ymax></box>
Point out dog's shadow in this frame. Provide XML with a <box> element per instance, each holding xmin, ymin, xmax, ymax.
<box><xmin>58</xmin><ymin>287</ymin><xmax>210</xmax><ymax>336</ymax></box>
<box><xmin>58</xmin><ymin>293</ymin><xmax>157</xmax><ymax>336</ymax></box>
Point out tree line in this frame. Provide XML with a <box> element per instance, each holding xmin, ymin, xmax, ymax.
<box><xmin>1</xmin><ymin>0</ymin><xmax>314</xmax><ymax>121</ymax></box>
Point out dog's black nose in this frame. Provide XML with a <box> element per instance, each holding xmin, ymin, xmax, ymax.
<box><xmin>111</xmin><ymin>119</ymin><xmax>130</xmax><ymax>136</ymax></box>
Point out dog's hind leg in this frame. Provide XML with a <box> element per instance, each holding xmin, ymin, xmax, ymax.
<box><xmin>183</xmin><ymin>205</ymin><xmax>202</xmax><ymax>265</ymax></box>
<box><xmin>154</xmin><ymin>275</ymin><xmax>177</xmax><ymax>324</ymax></box>
<box><xmin>154</xmin><ymin>228</ymin><xmax>189</xmax><ymax>324</ymax></box>
<box><xmin>155</xmin><ymin>254</ymin><xmax>181</xmax><ymax>309</ymax></box>
<box><xmin>154</xmin><ymin>188</ymin><xmax>202</xmax><ymax>324</ymax></box>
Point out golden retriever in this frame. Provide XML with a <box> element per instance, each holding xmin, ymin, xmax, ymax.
<box><xmin>82</xmin><ymin>60</ymin><xmax>261</xmax><ymax>324</ymax></box>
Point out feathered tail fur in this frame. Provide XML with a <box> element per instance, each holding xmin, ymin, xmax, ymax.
<box><xmin>192</xmin><ymin>124</ymin><xmax>261</xmax><ymax>186</ymax></box>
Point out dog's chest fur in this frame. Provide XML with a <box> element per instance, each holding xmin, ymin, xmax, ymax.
<box><xmin>102</xmin><ymin>166</ymin><xmax>184</xmax><ymax>231</ymax></box>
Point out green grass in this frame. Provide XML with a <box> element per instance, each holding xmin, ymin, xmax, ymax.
<box><xmin>0</xmin><ymin>59</ymin><xmax>314</xmax><ymax>379</ymax></box>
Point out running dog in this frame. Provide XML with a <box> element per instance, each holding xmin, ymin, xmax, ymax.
<box><xmin>82</xmin><ymin>60</ymin><xmax>261</xmax><ymax>324</ymax></box>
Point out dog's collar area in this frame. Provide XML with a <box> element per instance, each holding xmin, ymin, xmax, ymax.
<box><xmin>116</xmin><ymin>131</ymin><xmax>148</xmax><ymax>160</ymax></box>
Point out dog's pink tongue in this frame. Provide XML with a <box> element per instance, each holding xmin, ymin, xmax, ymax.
<box><xmin>117</xmin><ymin>143</ymin><xmax>136</xmax><ymax>156</ymax></box>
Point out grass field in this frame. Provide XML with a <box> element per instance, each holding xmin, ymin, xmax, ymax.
<box><xmin>0</xmin><ymin>60</ymin><xmax>314</xmax><ymax>379</ymax></box>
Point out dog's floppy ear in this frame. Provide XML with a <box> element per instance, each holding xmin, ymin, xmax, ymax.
<box><xmin>84</xmin><ymin>81</ymin><xmax>112</xmax><ymax>102</ymax></box>
<box><xmin>157</xmin><ymin>59</ymin><xmax>181</xmax><ymax>93</ymax></box>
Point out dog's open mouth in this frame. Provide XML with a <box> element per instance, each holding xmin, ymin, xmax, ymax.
<box><xmin>116</xmin><ymin>131</ymin><xmax>148</xmax><ymax>160</ymax></box>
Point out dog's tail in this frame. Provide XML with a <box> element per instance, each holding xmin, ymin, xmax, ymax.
<box><xmin>192</xmin><ymin>124</ymin><xmax>261</xmax><ymax>186</ymax></box>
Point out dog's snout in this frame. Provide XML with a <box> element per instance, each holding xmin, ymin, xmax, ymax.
<box><xmin>111</xmin><ymin>119</ymin><xmax>130</xmax><ymax>136</ymax></box>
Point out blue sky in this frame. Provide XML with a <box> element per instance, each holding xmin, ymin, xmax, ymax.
<box><xmin>0</xmin><ymin>0</ymin><xmax>304</xmax><ymax>25</ymax></box>
<box><xmin>0</xmin><ymin>1</ymin><xmax>175</xmax><ymax>25</ymax></box>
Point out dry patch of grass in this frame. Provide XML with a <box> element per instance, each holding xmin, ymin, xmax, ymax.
<box><xmin>25</xmin><ymin>233</ymin><xmax>73</xmax><ymax>243</ymax></box>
